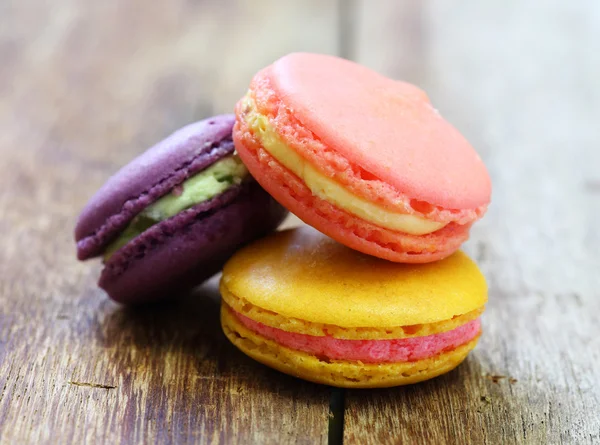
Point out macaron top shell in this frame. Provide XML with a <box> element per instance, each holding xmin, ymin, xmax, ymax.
<box><xmin>221</xmin><ymin>227</ymin><xmax>488</xmax><ymax>327</ymax></box>
<box><xmin>264</xmin><ymin>53</ymin><xmax>491</xmax><ymax>211</ymax></box>
<box><xmin>75</xmin><ymin>115</ymin><xmax>235</xmax><ymax>259</ymax></box>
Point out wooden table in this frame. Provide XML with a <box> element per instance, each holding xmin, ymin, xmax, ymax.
<box><xmin>1</xmin><ymin>1</ymin><xmax>599</xmax><ymax>443</ymax></box>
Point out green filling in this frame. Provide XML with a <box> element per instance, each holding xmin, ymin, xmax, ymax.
<box><xmin>104</xmin><ymin>155</ymin><xmax>248</xmax><ymax>260</ymax></box>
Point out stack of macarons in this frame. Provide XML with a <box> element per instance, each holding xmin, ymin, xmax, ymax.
<box><xmin>76</xmin><ymin>53</ymin><xmax>491</xmax><ymax>388</ymax></box>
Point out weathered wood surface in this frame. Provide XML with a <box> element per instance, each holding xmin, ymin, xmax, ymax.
<box><xmin>0</xmin><ymin>1</ymin><xmax>333</xmax><ymax>443</ymax></box>
<box><xmin>345</xmin><ymin>1</ymin><xmax>600</xmax><ymax>444</ymax></box>
<box><xmin>1</xmin><ymin>0</ymin><xmax>599</xmax><ymax>444</ymax></box>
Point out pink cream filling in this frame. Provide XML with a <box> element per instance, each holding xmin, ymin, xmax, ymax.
<box><xmin>234</xmin><ymin>311</ymin><xmax>481</xmax><ymax>363</ymax></box>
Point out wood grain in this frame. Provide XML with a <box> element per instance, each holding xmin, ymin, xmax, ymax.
<box><xmin>345</xmin><ymin>1</ymin><xmax>600</xmax><ymax>444</ymax></box>
<box><xmin>1</xmin><ymin>0</ymin><xmax>599</xmax><ymax>444</ymax></box>
<box><xmin>0</xmin><ymin>1</ymin><xmax>337</xmax><ymax>443</ymax></box>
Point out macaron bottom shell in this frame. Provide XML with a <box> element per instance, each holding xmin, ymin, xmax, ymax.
<box><xmin>221</xmin><ymin>305</ymin><xmax>479</xmax><ymax>388</ymax></box>
<box><xmin>100</xmin><ymin>180</ymin><xmax>287</xmax><ymax>304</ymax></box>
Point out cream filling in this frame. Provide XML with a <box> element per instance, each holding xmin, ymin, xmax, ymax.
<box><xmin>242</xmin><ymin>96</ymin><xmax>447</xmax><ymax>235</ymax></box>
<box><xmin>104</xmin><ymin>155</ymin><xmax>248</xmax><ymax>259</ymax></box>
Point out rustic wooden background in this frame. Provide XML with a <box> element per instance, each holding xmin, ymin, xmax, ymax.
<box><xmin>1</xmin><ymin>0</ymin><xmax>599</xmax><ymax>443</ymax></box>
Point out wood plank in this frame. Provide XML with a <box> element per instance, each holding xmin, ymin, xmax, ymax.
<box><xmin>0</xmin><ymin>1</ymin><xmax>339</xmax><ymax>443</ymax></box>
<box><xmin>346</xmin><ymin>1</ymin><xmax>600</xmax><ymax>444</ymax></box>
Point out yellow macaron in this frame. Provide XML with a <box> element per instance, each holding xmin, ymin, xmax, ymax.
<box><xmin>220</xmin><ymin>227</ymin><xmax>487</xmax><ymax>388</ymax></box>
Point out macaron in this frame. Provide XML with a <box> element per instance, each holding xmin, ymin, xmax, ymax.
<box><xmin>220</xmin><ymin>227</ymin><xmax>487</xmax><ymax>388</ymax></box>
<box><xmin>234</xmin><ymin>53</ymin><xmax>491</xmax><ymax>263</ymax></box>
<box><xmin>75</xmin><ymin>115</ymin><xmax>287</xmax><ymax>304</ymax></box>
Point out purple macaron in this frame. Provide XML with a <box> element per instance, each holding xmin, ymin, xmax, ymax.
<box><xmin>75</xmin><ymin>114</ymin><xmax>287</xmax><ymax>304</ymax></box>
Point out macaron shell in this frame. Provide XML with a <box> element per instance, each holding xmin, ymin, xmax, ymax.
<box><xmin>221</xmin><ymin>227</ymin><xmax>487</xmax><ymax>327</ymax></box>
<box><xmin>267</xmin><ymin>53</ymin><xmax>491</xmax><ymax>210</ymax></box>
<box><xmin>222</xmin><ymin>306</ymin><xmax>479</xmax><ymax>388</ymax></box>
<box><xmin>100</xmin><ymin>181</ymin><xmax>287</xmax><ymax>304</ymax></box>
<box><xmin>234</xmin><ymin>120</ymin><xmax>471</xmax><ymax>263</ymax></box>
<box><xmin>76</xmin><ymin>115</ymin><xmax>235</xmax><ymax>260</ymax></box>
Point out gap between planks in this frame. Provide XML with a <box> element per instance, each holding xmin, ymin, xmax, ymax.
<box><xmin>329</xmin><ymin>387</ymin><xmax>346</xmax><ymax>445</ymax></box>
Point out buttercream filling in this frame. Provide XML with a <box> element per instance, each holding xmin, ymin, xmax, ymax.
<box><xmin>104</xmin><ymin>154</ymin><xmax>248</xmax><ymax>259</ymax></box>
<box><xmin>241</xmin><ymin>95</ymin><xmax>448</xmax><ymax>235</ymax></box>
<box><xmin>233</xmin><ymin>309</ymin><xmax>481</xmax><ymax>363</ymax></box>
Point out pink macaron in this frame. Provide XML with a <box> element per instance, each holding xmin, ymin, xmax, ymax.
<box><xmin>234</xmin><ymin>53</ymin><xmax>491</xmax><ymax>262</ymax></box>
